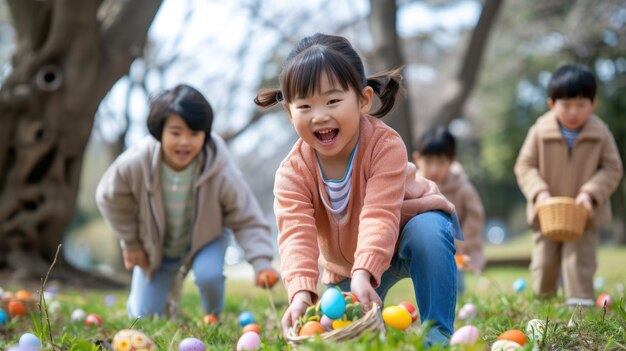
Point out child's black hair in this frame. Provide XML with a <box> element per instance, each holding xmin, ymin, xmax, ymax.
<box><xmin>255</xmin><ymin>33</ymin><xmax>403</xmax><ymax>118</ymax></box>
<box><xmin>147</xmin><ymin>84</ymin><xmax>214</xmax><ymax>145</ymax></box>
<box><xmin>547</xmin><ymin>64</ymin><xmax>597</xmax><ymax>102</ymax></box>
<box><xmin>416</xmin><ymin>126</ymin><xmax>456</xmax><ymax>160</ymax></box>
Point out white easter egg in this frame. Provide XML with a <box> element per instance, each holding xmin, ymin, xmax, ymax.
<box><xmin>526</xmin><ymin>319</ymin><xmax>546</xmax><ymax>342</ymax></box>
<box><xmin>450</xmin><ymin>325</ymin><xmax>479</xmax><ymax>345</ymax></box>
<box><xmin>458</xmin><ymin>303</ymin><xmax>477</xmax><ymax>320</ymax></box>
<box><xmin>491</xmin><ymin>339</ymin><xmax>523</xmax><ymax>351</ymax></box>
<box><xmin>71</xmin><ymin>308</ymin><xmax>85</xmax><ymax>322</ymax></box>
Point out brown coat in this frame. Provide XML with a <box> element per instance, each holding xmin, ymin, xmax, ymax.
<box><xmin>514</xmin><ymin>111</ymin><xmax>623</xmax><ymax>229</ymax></box>
<box><xmin>435</xmin><ymin>163</ymin><xmax>486</xmax><ymax>271</ymax></box>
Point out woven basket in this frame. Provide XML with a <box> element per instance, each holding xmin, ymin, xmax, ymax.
<box><xmin>286</xmin><ymin>303</ymin><xmax>386</xmax><ymax>347</ymax></box>
<box><xmin>0</xmin><ymin>297</ymin><xmax>40</xmax><ymax>315</ymax></box>
<box><xmin>537</xmin><ymin>196</ymin><xmax>587</xmax><ymax>241</ymax></box>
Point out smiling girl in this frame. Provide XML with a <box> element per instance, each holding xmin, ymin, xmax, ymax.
<box><xmin>96</xmin><ymin>84</ymin><xmax>278</xmax><ymax>319</ymax></box>
<box><xmin>255</xmin><ymin>33</ymin><xmax>462</xmax><ymax>347</ymax></box>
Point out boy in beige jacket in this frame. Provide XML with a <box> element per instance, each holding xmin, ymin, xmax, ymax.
<box><xmin>414</xmin><ymin>127</ymin><xmax>485</xmax><ymax>294</ymax></box>
<box><xmin>515</xmin><ymin>64</ymin><xmax>623</xmax><ymax>306</ymax></box>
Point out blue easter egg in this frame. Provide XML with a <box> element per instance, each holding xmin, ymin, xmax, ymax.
<box><xmin>320</xmin><ymin>288</ymin><xmax>346</xmax><ymax>320</ymax></box>
<box><xmin>19</xmin><ymin>333</ymin><xmax>41</xmax><ymax>348</ymax></box>
<box><xmin>0</xmin><ymin>309</ymin><xmax>8</xmax><ymax>325</ymax></box>
<box><xmin>238</xmin><ymin>311</ymin><xmax>255</xmax><ymax>327</ymax></box>
<box><xmin>513</xmin><ymin>278</ymin><xmax>526</xmax><ymax>292</ymax></box>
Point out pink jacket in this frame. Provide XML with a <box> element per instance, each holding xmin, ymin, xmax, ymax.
<box><xmin>274</xmin><ymin>115</ymin><xmax>455</xmax><ymax>302</ymax></box>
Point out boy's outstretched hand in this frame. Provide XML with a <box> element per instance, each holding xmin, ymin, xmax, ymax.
<box><xmin>122</xmin><ymin>248</ymin><xmax>149</xmax><ymax>270</ymax></box>
<box><xmin>281</xmin><ymin>291</ymin><xmax>312</xmax><ymax>337</ymax></box>
<box><xmin>350</xmin><ymin>269</ymin><xmax>382</xmax><ymax>312</ymax></box>
<box><xmin>255</xmin><ymin>269</ymin><xmax>280</xmax><ymax>289</ymax></box>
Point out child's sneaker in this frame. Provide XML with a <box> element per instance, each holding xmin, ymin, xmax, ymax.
<box><xmin>565</xmin><ymin>297</ymin><xmax>594</xmax><ymax>307</ymax></box>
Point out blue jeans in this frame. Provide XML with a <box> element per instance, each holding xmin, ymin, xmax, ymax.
<box><xmin>127</xmin><ymin>232</ymin><xmax>229</xmax><ymax>318</ymax></box>
<box><xmin>331</xmin><ymin>211</ymin><xmax>457</xmax><ymax>347</ymax></box>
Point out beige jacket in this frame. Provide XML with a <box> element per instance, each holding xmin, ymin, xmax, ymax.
<box><xmin>432</xmin><ymin>163</ymin><xmax>486</xmax><ymax>271</ymax></box>
<box><xmin>514</xmin><ymin>111</ymin><xmax>623</xmax><ymax>229</ymax></box>
<box><xmin>96</xmin><ymin>133</ymin><xmax>274</xmax><ymax>315</ymax></box>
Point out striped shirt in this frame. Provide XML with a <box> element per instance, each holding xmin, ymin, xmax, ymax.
<box><xmin>559</xmin><ymin>124</ymin><xmax>581</xmax><ymax>149</ymax></box>
<box><xmin>319</xmin><ymin>145</ymin><xmax>358</xmax><ymax>216</ymax></box>
<box><xmin>160</xmin><ymin>160</ymin><xmax>197</xmax><ymax>258</ymax></box>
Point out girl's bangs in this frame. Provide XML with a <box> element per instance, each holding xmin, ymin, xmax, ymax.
<box><xmin>282</xmin><ymin>48</ymin><xmax>357</xmax><ymax>102</ymax></box>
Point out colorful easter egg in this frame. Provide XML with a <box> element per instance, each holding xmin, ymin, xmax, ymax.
<box><xmin>85</xmin><ymin>313</ymin><xmax>102</xmax><ymax>326</ymax></box>
<box><xmin>526</xmin><ymin>319</ymin><xmax>546</xmax><ymax>342</ymax></box>
<box><xmin>320</xmin><ymin>288</ymin><xmax>346</xmax><ymax>320</ymax></box>
<box><xmin>450</xmin><ymin>325</ymin><xmax>479</xmax><ymax>345</ymax></box>
<box><xmin>19</xmin><ymin>333</ymin><xmax>41</xmax><ymax>349</ymax></box>
<box><xmin>458</xmin><ymin>303</ymin><xmax>477</xmax><ymax>320</ymax></box>
<box><xmin>594</xmin><ymin>276</ymin><xmax>605</xmax><ymax>289</ymax></box>
<box><xmin>112</xmin><ymin>329</ymin><xmax>156</xmax><ymax>351</ymax></box>
<box><xmin>236</xmin><ymin>331</ymin><xmax>261</xmax><ymax>350</ymax></box>
<box><xmin>179</xmin><ymin>337</ymin><xmax>206</xmax><ymax>351</ymax></box>
<box><xmin>238</xmin><ymin>311</ymin><xmax>255</xmax><ymax>327</ymax></box>
<box><xmin>256</xmin><ymin>270</ymin><xmax>278</xmax><ymax>288</ymax></box>
<box><xmin>320</xmin><ymin>315</ymin><xmax>334</xmax><ymax>330</ymax></box>
<box><xmin>202</xmin><ymin>314</ymin><xmax>218</xmax><ymax>325</ymax></box>
<box><xmin>299</xmin><ymin>321</ymin><xmax>325</xmax><ymax>336</ymax></box>
<box><xmin>47</xmin><ymin>301</ymin><xmax>61</xmax><ymax>316</ymax></box>
<box><xmin>398</xmin><ymin>301</ymin><xmax>418</xmax><ymax>322</ymax></box>
<box><xmin>382</xmin><ymin>305</ymin><xmax>412</xmax><ymax>330</ymax></box>
<box><xmin>331</xmin><ymin>320</ymin><xmax>352</xmax><ymax>329</ymax></box>
<box><xmin>15</xmin><ymin>290</ymin><xmax>32</xmax><ymax>300</ymax></box>
<box><xmin>8</xmin><ymin>300</ymin><xmax>25</xmax><ymax>317</ymax></box>
<box><xmin>497</xmin><ymin>329</ymin><xmax>526</xmax><ymax>346</ymax></box>
<box><xmin>512</xmin><ymin>278</ymin><xmax>526</xmax><ymax>292</ymax></box>
<box><xmin>596</xmin><ymin>293</ymin><xmax>612</xmax><ymax>307</ymax></box>
<box><xmin>491</xmin><ymin>339</ymin><xmax>523</xmax><ymax>350</ymax></box>
<box><xmin>242</xmin><ymin>323</ymin><xmax>261</xmax><ymax>334</ymax></box>
<box><xmin>0</xmin><ymin>309</ymin><xmax>8</xmax><ymax>325</ymax></box>
<box><xmin>71</xmin><ymin>308</ymin><xmax>85</xmax><ymax>322</ymax></box>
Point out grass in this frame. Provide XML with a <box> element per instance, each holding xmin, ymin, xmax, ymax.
<box><xmin>1</xmin><ymin>242</ymin><xmax>625</xmax><ymax>350</ymax></box>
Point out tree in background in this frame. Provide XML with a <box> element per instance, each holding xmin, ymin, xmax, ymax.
<box><xmin>0</xmin><ymin>0</ymin><xmax>163</xmax><ymax>279</ymax></box>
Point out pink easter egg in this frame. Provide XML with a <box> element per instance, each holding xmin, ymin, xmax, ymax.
<box><xmin>450</xmin><ymin>325</ymin><xmax>479</xmax><ymax>345</ymax></box>
<box><xmin>596</xmin><ymin>293</ymin><xmax>612</xmax><ymax>307</ymax></box>
<box><xmin>491</xmin><ymin>339</ymin><xmax>523</xmax><ymax>351</ymax></box>
<box><xmin>458</xmin><ymin>303</ymin><xmax>477</xmax><ymax>320</ymax></box>
<box><xmin>236</xmin><ymin>331</ymin><xmax>261</xmax><ymax>351</ymax></box>
<box><xmin>320</xmin><ymin>315</ymin><xmax>334</xmax><ymax>330</ymax></box>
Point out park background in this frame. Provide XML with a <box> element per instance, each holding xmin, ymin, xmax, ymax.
<box><xmin>0</xmin><ymin>1</ymin><xmax>625</xmax><ymax>349</ymax></box>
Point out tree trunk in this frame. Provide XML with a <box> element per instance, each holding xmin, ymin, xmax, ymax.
<box><xmin>369</xmin><ymin>0</ymin><xmax>414</xmax><ymax>157</ymax></box>
<box><xmin>432</xmin><ymin>0</ymin><xmax>503</xmax><ymax>126</ymax></box>
<box><xmin>0</xmin><ymin>0</ymin><xmax>162</xmax><ymax>279</ymax></box>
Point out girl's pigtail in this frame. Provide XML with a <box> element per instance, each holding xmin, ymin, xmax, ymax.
<box><xmin>254</xmin><ymin>88</ymin><xmax>283</xmax><ymax>108</ymax></box>
<box><xmin>366</xmin><ymin>67</ymin><xmax>404</xmax><ymax>118</ymax></box>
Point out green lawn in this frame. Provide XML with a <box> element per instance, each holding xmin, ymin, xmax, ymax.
<box><xmin>1</xmin><ymin>243</ymin><xmax>625</xmax><ymax>350</ymax></box>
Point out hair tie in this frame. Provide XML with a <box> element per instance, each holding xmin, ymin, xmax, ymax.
<box><xmin>276</xmin><ymin>91</ymin><xmax>284</xmax><ymax>102</ymax></box>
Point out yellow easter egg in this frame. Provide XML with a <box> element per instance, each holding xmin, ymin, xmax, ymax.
<box><xmin>382</xmin><ymin>305</ymin><xmax>413</xmax><ymax>330</ymax></box>
<box><xmin>331</xmin><ymin>320</ymin><xmax>352</xmax><ymax>330</ymax></box>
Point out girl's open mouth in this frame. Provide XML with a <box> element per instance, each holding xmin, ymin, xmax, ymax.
<box><xmin>314</xmin><ymin>129</ymin><xmax>338</xmax><ymax>144</ymax></box>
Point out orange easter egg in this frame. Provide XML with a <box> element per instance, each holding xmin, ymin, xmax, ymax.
<box><xmin>497</xmin><ymin>329</ymin><xmax>527</xmax><ymax>346</ymax></box>
<box><xmin>243</xmin><ymin>323</ymin><xmax>261</xmax><ymax>334</ymax></box>
<box><xmin>8</xmin><ymin>300</ymin><xmax>26</xmax><ymax>316</ymax></box>
<box><xmin>15</xmin><ymin>290</ymin><xmax>32</xmax><ymax>300</ymax></box>
<box><xmin>299</xmin><ymin>321</ymin><xmax>325</xmax><ymax>336</ymax></box>
<box><xmin>257</xmin><ymin>270</ymin><xmax>279</xmax><ymax>288</ymax></box>
<box><xmin>202</xmin><ymin>314</ymin><xmax>218</xmax><ymax>325</ymax></box>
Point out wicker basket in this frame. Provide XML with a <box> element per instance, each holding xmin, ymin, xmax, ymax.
<box><xmin>536</xmin><ymin>196</ymin><xmax>588</xmax><ymax>241</ymax></box>
<box><xmin>0</xmin><ymin>297</ymin><xmax>40</xmax><ymax>315</ymax></box>
<box><xmin>286</xmin><ymin>303</ymin><xmax>386</xmax><ymax>347</ymax></box>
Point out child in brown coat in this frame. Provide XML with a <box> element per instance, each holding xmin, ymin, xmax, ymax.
<box><xmin>414</xmin><ymin>127</ymin><xmax>485</xmax><ymax>294</ymax></box>
<box><xmin>514</xmin><ymin>64</ymin><xmax>623</xmax><ymax>306</ymax></box>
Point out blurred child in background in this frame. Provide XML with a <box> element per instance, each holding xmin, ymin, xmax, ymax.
<box><xmin>96</xmin><ymin>84</ymin><xmax>278</xmax><ymax>319</ymax></box>
<box><xmin>414</xmin><ymin>126</ymin><xmax>485</xmax><ymax>294</ymax></box>
<box><xmin>514</xmin><ymin>64</ymin><xmax>622</xmax><ymax>306</ymax></box>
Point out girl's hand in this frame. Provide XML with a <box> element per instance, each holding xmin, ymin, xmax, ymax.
<box><xmin>281</xmin><ymin>291</ymin><xmax>312</xmax><ymax>337</ymax></box>
<box><xmin>350</xmin><ymin>270</ymin><xmax>382</xmax><ymax>312</ymax></box>
<box><xmin>535</xmin><ymin>191</ymin><xmax>551</xmax><ymax>205</ymax></box>
<box><xmin>122</xmin><ymin>248</ymin><xmax>149</xmax><ymax>270</ymax></box>
<box><xmin>576</xmin><ymin>192</ymin><xmax>594</xmax><ymax>217</ymax></box>
<box><xmin>255</xmin><ymin>269</ymin><xmax>280</xmax><ymax>289</ymax></box>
